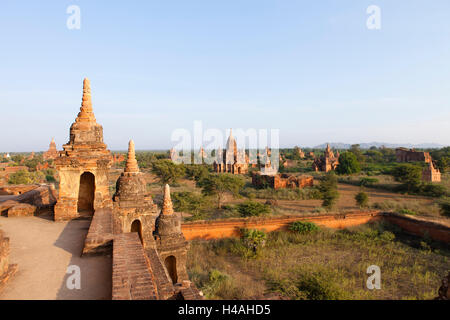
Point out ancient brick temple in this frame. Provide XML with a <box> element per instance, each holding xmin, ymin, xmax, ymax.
<box><xmin>213</xmin><ymin>129</ymin><xmax>249</xmax><ymax>174</ymax></box>
<box><xmin>43</xmin><ymin>138</ymin><xmax>59</xmax><ymax>161</ymax></box>
<box><xmin>294</xmin><ymin>146</ymin><xmax>305</xmax><ymax>159</ymax></box>
<box><xmin>154</xmin><ymin>184</ymin><xmax>189</xmax><ymax>284</ymax></box>
<box><xmin>312</xmin><ymin>144</ymin><xmax>339</xmax><ymax>172</ymax></box>
<box><xmin>54</xmin><ymin>78</ymin><xmax>112</xmax><ymax>221</ymax></box>
<box><xmin>422</xmin><ymin>161</ymin><xmax>441</xmax><ymax>182</ymax></box>
<box><xmin>252</xmin><ymin>172</ymin><xmax>314</xmax><ymax>189</ymax></box>
<box><xmin>396</xmin><ymin>148</ymin><xmax>432</xmax><ymax>163</ymax></box>
<box><xmin>112</xmin><ymin>140</ymin><xmax>159</xmax><ymax>249</ymax></box>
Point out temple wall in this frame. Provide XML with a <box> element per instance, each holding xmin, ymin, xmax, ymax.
<box><xmin>181</xmin><ymin>211</ymin><xmax>383</xmax><ymax>240</ymax></box>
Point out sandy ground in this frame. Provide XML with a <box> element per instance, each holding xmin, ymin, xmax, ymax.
<box><xmin>0</xmin><ymin>214</ymin><xmax>112</xmax><ymax>300</ymax></box>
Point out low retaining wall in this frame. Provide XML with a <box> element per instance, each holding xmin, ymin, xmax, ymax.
<box><xmin>181</xmin><ymin>211</ymin><xmax>383</xmax><ymax>240</ymax></box>
<box><xmin>181</xmin><ymin>211</ymin><xmax>450</xmax><ymax>244</ymax></box>
<box><xmin>384</xmin><ymin>213</ymin><xmax>450</xmax><ymax>243</ymax></box>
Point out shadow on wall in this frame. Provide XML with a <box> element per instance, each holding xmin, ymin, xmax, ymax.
<box><xmin>54</xmin><ymin>219</ymin><xmax>112</xmax><ymax>300</ymax></box>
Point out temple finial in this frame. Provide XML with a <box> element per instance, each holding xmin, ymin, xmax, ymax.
<box><xmin>124</xmin><ymin>139</ymin><xmax>139</xmax><ymax>173</ymax></box>
<box><xmin>76</xmin><ymin>78</ymin><xmax>96</xmax><ymax>122</ymax></box>
<box><xmin>162</xmin><ymin>184</ymin><xmax>174</xmax><ymax>215</ymax></box>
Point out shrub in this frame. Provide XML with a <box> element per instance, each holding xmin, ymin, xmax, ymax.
<box><xmin>318</xmin><ymin>172</ymin><xmax>339</xmax><ymax>210</ymax></box>
<box><xmin>240</xmin><ymin>229</ymin><xmax>267</xmax><ymax>254</ymax></box>
<box><xmin>419</xmin><ymin>184</ymin><xmax>447</xmax><ymax>198</ymax></box>
<box><xmin>398</xmin><ymin>208</ymin><xmax>417</xmax><ymax>216</ymax></box>
<box><xmin>295</xmin><ymin>271</ymin><xmax>349</xmax><ymax>300</ymax></box>
<box><xmin>236</xmin><ymin>201</ymin><xmax>271</xmax><ymax>217</ymax></box>
<box><xmin>390</xmin><ymin>164</ymin><xmax>422</xmax><ymax>192</ymax></box>
<box><xmin>359</xmin><ymin>177</ymin><xmax>379</xmax><ymax>186</ymax></box>
<box><xmin>438</xmin><ymin>197</ymin><xmax>450</xmax><ymax>217</ymax></box>
<box><xmin>336</xmin><ymin>152</ymin><xmax>361</xmax><ymax>175</ymax></box>
<box><xmin>290</xmin><ymin>221</ymin><xmax>319</xmax><ymax>234</ymax></box>
<box><xmin>355</xmin><ymin>191</ymin><xmax>369</xmax><ymax>208</ymax></box>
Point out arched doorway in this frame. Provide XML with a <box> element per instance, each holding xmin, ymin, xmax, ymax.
<box><xmin>131</xmin><ymin>220</ymin><xmax>143</xmax><ymax>244</ymax></box>
<box><xmin>77</xmin><ymin>172</ymin><xmax>95</xmax><ymax>216</ymax></box>
<box><xmin>165</xmin><ymin>256</ymin><xmax>177</xmax><ymax>284</ymax></box>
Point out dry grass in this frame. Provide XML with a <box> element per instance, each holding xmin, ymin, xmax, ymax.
<box><xmin>187</xmin><ymin>222</ymin><xmax>449</xmax><ymax>300</ymax></box>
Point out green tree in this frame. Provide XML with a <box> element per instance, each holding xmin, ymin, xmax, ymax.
<box><xmin>8</xmin><ymin>169</ymin><xmax>32</xmax><ymax>184</ymax></box>
<box><xmin>438</xmin><ymin>197</ymin><xmax>450</xmax><ymax>217</ymax></box>
<box><xmin>236</xmin><ymin>201</ymin><xmax>271</xmax><ymax>217</ymax></box>
<box><xmin>318</xmin><ymin>172</ymin><xmax>340</xmax><ymax>210</ymax></box>
<box><xmin>349</xmin><ymin>144</ymin><xmax>365</xmax><ymax>163</ymax></box>
<box><xmin>240</xmin><ymin>228</ymin><xmax>267</xmax><ymax>254</ymax></box>
<box><xmin>151</xmin><ymin>159</ymin><xmax>185</xmax><ymax>184</ymax></box>
<box><xmin>171</xmin><ymin>191</ymin><xmax>213</xmax><ymax>220</ymax></box>
<box><xmin>336</xmin><ymin>152</ymin><xmax>361</xmax><ymax>175</ymax></box>
<box><xmin>391</xmin><ymin>164</ymin><xmax>422</xmax><ymax>192</ymax></box>
<box><xmin>198</xmin><ymin>173</ymin><xmax>245</xmax><ymax>208</ymax></box>
<box><xmin>355</xmin><ymin>191</ymin><xmax>369</xmax><ymax>208</ymax></box>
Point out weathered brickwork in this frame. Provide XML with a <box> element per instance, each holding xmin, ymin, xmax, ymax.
<box><xmin>54</xmin><ymin>78</ymin><xmax>112</xmax><ymax>221</ymax></box>
<box><xmin>312</xmin><ymin>144</ymin><xmax>339</xmax><ymax>172</ymax></box>
<box><xmin>83</xmin><ymin>208</ymin><xmax>114</xmax><ymax>256</ymax></box>
<box><xmin>112</xmin><ymin>233</ymin><xmax>158</xmax><ymax>300</ymax></box>
<box><xmin>422</xmin><ymin>161</ymin><xmax>441</xmax><ymax>182</ymax></box>
<box><xmin>181</xmin><ymin>211</ymin><xmax>383</xmax><ymax>240</ymax></box>
<box><xmin>43</xmin><ymin>138</ymin><xmax>59</xmax><ymax>161</ymax></box>
<box><xmin>112</xmin><ymin>140</ymin><xmax>159</xmax><ymax>250</ymax></box>
<box><xmin>252</xmin><ymin>172</ymin><xmax>314</xmax><ymax>189</ymax></box>
<box><xmin>0</xmin><ymin>185</ymin><xmax>57</xmax><ymax>217</ymax></box>
<box><xmin>0</xmin><ymin>230</ymin><xmax>18</xmax><ymax>292</ymax></box>
<box><xmin>396</xmin><ymin>148</ymin><xmax>432</xmax><ymax>163</ymax></box>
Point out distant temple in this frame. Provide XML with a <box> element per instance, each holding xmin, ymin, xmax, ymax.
<box><xmin>312</xmin><ymin>144</ymin><xmax>339</xmax><ymax>172</ymax></box>
<box><xmin>43</xmin><ymin>138</ymin><xmax>59</xmax><ymax>161</ymax></box>
<box><xmin>252</xmin><ymin>172</ymin><xmax>314</xmax><ymax>189</ymax></box>
<box><xmin>294</xmin><ymin>146</ymin><xmax>305</xmax><ymax>159</ymax></box>
<box><xmin>422</xmin><ymin>161</ymin><xmax>441</xmax><ymax>182</ymax></box>
<box><xmin>396</xmin><ymin>148</ymin><xmax>432</xmax><ymax>163</ymax></box>
<box><xmin>213</xmin><ymin>129</ymin><xmax>249</xmax><ymax>174</ymax></box>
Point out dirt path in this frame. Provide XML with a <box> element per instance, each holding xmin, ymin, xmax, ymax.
<box><xmin>0</xmin><ymin>215</ymin><xmax>112</xmax><ymax>300</ymax></box>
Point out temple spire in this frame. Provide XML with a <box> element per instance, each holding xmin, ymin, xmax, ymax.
<box><xmin>162</xmin><ymin>184</ymin><xmax>174</xmax><ymax>215</ymax></box>
<box><xmin>76</xmin><ymin>78</ymin><xmax>96</xmax><ymax>122</ymax></box>
<box><xmin>124</xmin><ymin>140</ymin><xmax>139</xmax><ymax>173</ymax></box>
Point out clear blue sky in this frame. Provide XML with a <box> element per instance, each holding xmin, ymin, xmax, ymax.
<box><xmin>1</xmin><ymin>0</ymin><xmax>449</xmax><ymax>152</ymax></box>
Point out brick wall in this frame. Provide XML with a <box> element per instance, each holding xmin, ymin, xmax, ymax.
<box><xmin>112</xmin><ymin>233</ymin><xmax>158</xmax><ymax>300</ymax></box>
<box><xmin>181</xmin><ymin>211</ymin><xmax>383</xmax><ymax>240</ymax></box>
<box><xmin>0</xmin><ymin>229</ymin><xmax>18</xmax><ymax>291</ymax></box>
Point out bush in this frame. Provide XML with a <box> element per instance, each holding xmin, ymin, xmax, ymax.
<box><xmin>240</xmin><ymin>229</ymin><xmax>267</xmax><ymax>255</ymax></box>
<box><xmin>390</xmin><ymin>164</ymin><xmax>422</xmax><ymax>192</ymax></box>
<box><xmin>318</xmin><ymin>172</ymin><xmax>339</xmax><ymax>210</ymax></box>
<box><xmin>438</xmin><ymin>197</ymin><xmax>450</xmax><ymax>217</ymax></box>
<box><xmin>359</xmin><ymin>177</ymin><xmax>379</xmax><ymax>187</ymax></box>
<box><xmin>295</xmin><ymin>271</ymin><xmax>349</xmax><ymax>300</ymax></box>
<box><xmin>398</xmin><ymin>208</ymin><xmax>417</xmax><ymax>216</ymax></box>
<box><xmin>171</xmin><ymin>191</ymin><xmax>213</xmax><ymax>220</ymax></box>
<box><xmin>336</xmin><ymin>152</ymin><xmax>361</xmax><ymax>175</ymax></box>
<box><xmin>290</xmin><ymin>221</ymin><xmax>319</xmax><ymax>234</ymax></box>
<box><xmin>236</xmin><ymin>201</ymin><xmax>271</xmax><ymax>217</ymax></box>
<box><xmin>354</xmin><ymin>191</ymin><xmax>369</xmax><ymax>208</ymax></box>
<box><xmin>419</xmin><ymin>183</ymin><xmax>447</xmax><ymax>198</ymax></box>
